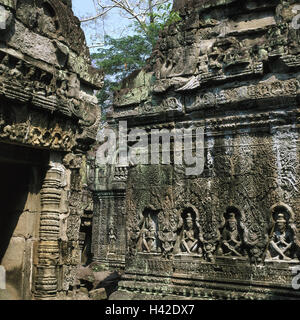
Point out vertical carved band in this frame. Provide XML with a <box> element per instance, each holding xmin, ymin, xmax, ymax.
<box><xmin>35</xmin><ymin>164</ymin><xmax>63</xmax><ymax>299</ymax></box>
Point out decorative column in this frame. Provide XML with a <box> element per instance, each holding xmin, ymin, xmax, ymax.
<box><xmin>35</xmin><ymin>154</ymin><xmax>65</xmax><ymax>299</ymax></box>
<box><xmin>92</xmin><ymin>191</ymin><xmax>126</xmax><ymax>269</ymax></box>
<box><xmin>90</xmin><ymin>163</ymin><xmax>128</xmax><ymax>270</ymax></box>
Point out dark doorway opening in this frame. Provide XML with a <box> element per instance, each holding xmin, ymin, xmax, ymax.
<box><xmin>0</xmin><ymin>143</ymin><xmax>48</xmax><ymax>299</ymax></box>
<box><xmin>0</xmin><ymin>162</ymin><xmax>30</xmax><ymax>263</ymax></box>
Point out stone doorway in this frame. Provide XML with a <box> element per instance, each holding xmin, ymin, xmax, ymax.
<box><xmin>0</xmin><ymin>143</ymin><xmax>48</xmax><ymax>300</ymax></box>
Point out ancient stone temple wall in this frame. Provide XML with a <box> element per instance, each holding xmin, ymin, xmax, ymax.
<box><xmin>0</xmin><ymin>0</ymin><xmax>102</xmax><ymax>299</ymax></box>
<box><xmin>88</xmin><ymin>148</ymin><xmax>128</xmax><ymax>270</ymax></box>
<box><xmin>93</xmin><ymin>0</ymin><xmax>300</xmax><ymax>300</ymax></box>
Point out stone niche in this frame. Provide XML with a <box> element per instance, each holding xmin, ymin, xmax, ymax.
<box><xmin>92</xmin><ymin>0</ymin><xmax>300</xmax><ymax>300</ymax></box>
<box><xmin>0</xmin><ymin>0</ymin><xmax>102</xmax><ymax>300</ymax></box>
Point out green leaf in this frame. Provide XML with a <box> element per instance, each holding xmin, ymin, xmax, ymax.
<box><xmin>92</xmin><ymin>2</ymin><xmax>182</xmax><ymax>114</ymax></box>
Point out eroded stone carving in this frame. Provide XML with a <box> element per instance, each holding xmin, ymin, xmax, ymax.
<box><xmin>157</xmin><ymin>223</ymin><xmax>177</xmax><ymax>258</ymax></box>
<box><xmin>216</xmin><ymin>208</ymin><xmax>246</xmax><ymax>258</ymax></box>
<box><xmin>104</xmin><ymin>0</ymin><xmax>300</xmax><ymax>301</ymax></box>
<box><xmin>0</xmin><ymin>0</ymin><xmax>102</xmax><ymax>301</ymax></box>
<box><xmin>174</xmin><ymin>208</ymin><xmax>203</xmax><ymax>256</ymax></box>
<box><xmin>35</xmin><ymin>156</ymin><xmax>65</xmax><ymax>299</ymax></box>
<box><xmin>266</xmin><ymin>204</ymin><xmax>300</xmax><ymax>262</ymax></box>
<box><xmin>136</xmin><ymin>209</ymin><xmax>160</xmax><ymax>253</ymax></box>
<box><xmin>108</xmin><ymin>223</ymin><xmax>117</xmax><ymax>253</ymax></box>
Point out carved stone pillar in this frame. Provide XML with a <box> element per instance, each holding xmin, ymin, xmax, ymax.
<box><xmin>92</xmin><ymin>190</ymin><xmax>126</xmax><ymax>269</ymax></box>
<box><xmin>35</xmin><ymin>154</ymin><xmax>65</xmax><ymax>299</ymax></box>
<box><xmin>90</xmin><ymin>163</ymin><xmax>128</xmax><ymax>269</ymax></box>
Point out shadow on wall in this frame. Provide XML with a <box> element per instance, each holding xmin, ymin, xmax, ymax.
<box><xmin>0</xmin><ymin>163</ymin><xmax>30</xmax><ymax>262</ymax></box>
<box><xmin>0</xmin><ymin>162</ymin><xmax>43</xmax><ymax>300</ymax></box>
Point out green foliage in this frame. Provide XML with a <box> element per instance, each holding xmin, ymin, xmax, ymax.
<box><xmin>92</xmin><ymin>35</ymin><xmax>152</xmax><ymax>81</ymax></box>
<box><xmin>93</xmin><ymin>3</ymin><xmax>181</xmax><ymax>114</ymax></box>
<box><xmin>138</xmin><ymin>3</ymin><xmax>182</xmax><ymax>47</ymax></box>
<box><xmin>92</xmin><ymin>34</ymin><xmax>152</xmax><ymax>115</ymax></box>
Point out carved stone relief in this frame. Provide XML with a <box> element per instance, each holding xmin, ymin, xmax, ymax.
<box><xmin>266</xmin><ymin>203</ymin><xmax>300</xmax><ymax>262</ymax></box>
<box><xmin>99</xmin><ymin>0</ymin><xmax>300</xmax><ymax>300</ymax></box>
<box><xmin>136</xmin><ymin>208</ymin><xmax>160</xmax><ymax>253</ymax></box>
<box><xmin>174</xmin><ymin>207</ymin><xmax>203</xmax><ymax>256</ymax></box>
<box><xmin>216</xmin><ymin>208</ymin><xmax>246</xmax><ymax>258</ymax></box>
